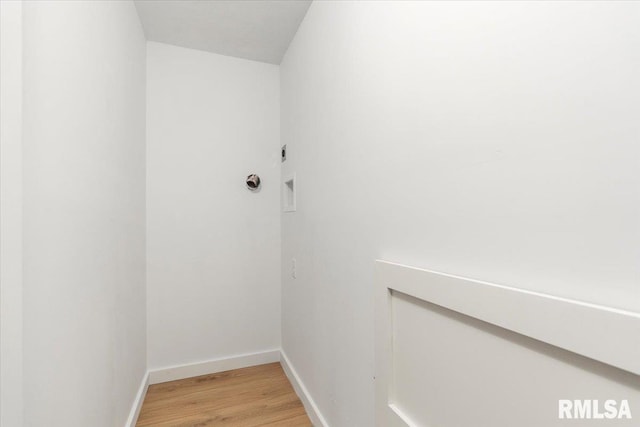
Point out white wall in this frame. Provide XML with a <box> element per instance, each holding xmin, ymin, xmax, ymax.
<box><xmin>0</xmin><ymin>1</ymin><xmax>24</xmax><ymax>425</ymax></box>
<box><xmin>146</xmin><ymin>42</ymin><xmax>281</xmax><ymax>370</ymax></box>
<box><xmin>22</xmin><ymin>1</ymin><xmax>147</xmax><ymax>426</ymax></box>
<box><xmin>280</xmin><ymin>2</ymin><xmax>640</xmax><ymax>426</ymax></box>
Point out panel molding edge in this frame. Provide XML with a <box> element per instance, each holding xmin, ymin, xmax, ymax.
<box><xmin>374</xmin><ymin>260</ymin><xmax>640</xmax><ymax>426</ymax></box>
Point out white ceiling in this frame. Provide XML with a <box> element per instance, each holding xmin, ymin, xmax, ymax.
<box><xmin>134</xmin><ymin>0</ymin><xmax>312</xmax><ymax>65</ymax></box>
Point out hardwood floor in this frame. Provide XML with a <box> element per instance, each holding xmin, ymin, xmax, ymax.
<box><xmin>136</xmin><ymin>362</ymin><xmax>312</xmax><ymax>427</ymax></box>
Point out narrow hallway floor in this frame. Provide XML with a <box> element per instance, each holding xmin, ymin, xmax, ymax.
<box><xmin>136</xmin><ymin>362</ymin><xmax>312</xmax><ymax>426</ymax></box>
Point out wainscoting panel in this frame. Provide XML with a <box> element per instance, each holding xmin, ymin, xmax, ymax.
<box><xmin>374</xmin><ymin>261</ymin><xmax>640</xmax><ymax>427</ymax></box>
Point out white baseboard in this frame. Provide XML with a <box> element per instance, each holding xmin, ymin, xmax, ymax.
<box><xmin>125</xmin><ymin>371</ymin><xmax>149</xmax><ymax>427</ymax></box>
<box><xmin>147</xmin><ymin>349</ymin><xmax>281</xmax><ymax>385</ymax></box>
<box><xmin>280</xmin><ymin>350</ymin><xmax>329</xmax><ymax>427</ymax></box>
<box><xmin>129</xmin><ymin>350</ymin><xmax>326</xmax><ymax>427</ymax></box>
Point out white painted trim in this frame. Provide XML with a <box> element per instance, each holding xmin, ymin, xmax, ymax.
<box><xmin>127</xmin><ymin>350</ymin><xmax>324</xmax><ymax>426</ymax></box>
<box><xmin>124</xmin><ymin>372</ymin><xmax>149</xmax><ymax>427</ymax></box>
<box><xmin>148</xmin><ymin>349</ymin><xmax>281</xmax><ymax>384</ymax></box>
<box><xmin>280</xmin><ymin>350</ymin><xmax>329</xmax><ymax>427</ymax></box>
<box><xmin>388</xmin><ymin>404</ymin><xmax>415</xmax><ymax>427</ymax></box>
<box><xmin>374</xmin><ymin>260</ymin><xmax>640</xmax><ymax>426</ymax></box>
<box><xmin>377</xmin><ymin>260</ymin><xmax>640</xmax><ymax>374</ymax></box>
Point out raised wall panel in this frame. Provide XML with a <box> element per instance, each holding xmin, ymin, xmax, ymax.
<box><xmin>375</xmin><ymin>261</ymin><xmax>640</xmax><ymax>427</ymax></box>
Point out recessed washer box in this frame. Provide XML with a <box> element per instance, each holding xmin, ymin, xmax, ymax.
<box><xmin>283</xmin><ymin>174</ymin><xmax>296</xmax><ymax>212</ymax></box>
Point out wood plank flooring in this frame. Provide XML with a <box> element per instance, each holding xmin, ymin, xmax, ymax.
<box><xmin>136</xmin><ymin>362</ymin><xmax>312</xmax><ymax>427</ymax></box>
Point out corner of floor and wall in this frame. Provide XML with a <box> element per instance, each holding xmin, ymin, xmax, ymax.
<box><xmin>134</xmin><ymin>1</ymin><xmax>640</xmax><ymax>426</ymax></box>
<box><xmin>2</xmin><ymin>1</ymin><xmax>640</xmax><ymax>427</ymax></box>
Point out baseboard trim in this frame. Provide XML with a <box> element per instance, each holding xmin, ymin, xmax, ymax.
<box><xmin>129</xmin><ymin>350</ymin><xmax>327</xmax><ymax>427</ymax></box>
<box><xmin>147</xmin><ymin>349</ymin><xmax>281</xmax><ymax>385</ymax></box>
<box><xmin>280</xmin><ymin>350</ymin><xmax>330</xmax><ymax>427</ymax></box>
<box><xmin>125</xmin><ymin>371</ymin><xmax>149</xmax><ymax>427</ymax></box>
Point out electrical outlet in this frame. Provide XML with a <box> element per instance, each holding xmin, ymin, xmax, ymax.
<box><xmin>291</xmin><ymin>258</ymin><xmax>296</xmax><ymax>279</ymax></box>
